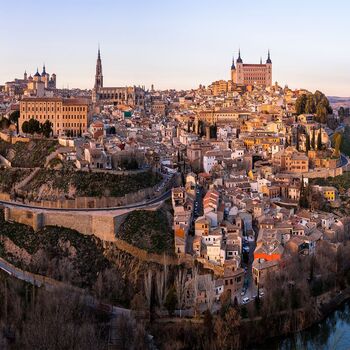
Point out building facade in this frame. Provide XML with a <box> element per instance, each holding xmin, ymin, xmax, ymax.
<box><xmin>19</xmin><ymin>97</ymin><xmax>90</xmax><ymax>136</ymax></box>
<box><xmin>92</xmin><ymin>48</ymin><xmax>145</xmax><ymax>109</ymax></box>
<box><xmin>5</xmin><ymin>65</ymin><xmax>56</xmax><ymax>97</ymax></box>
<box><xmin>231</xmin><ymin>50</ymin><xmax>272</xmax><ymax>86</ymax></box>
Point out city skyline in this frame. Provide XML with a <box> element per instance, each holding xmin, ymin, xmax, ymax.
<box><xmin>1</xmin><ymin>0</ymin><xmax>349</xmax><ymax>96</ymax></box>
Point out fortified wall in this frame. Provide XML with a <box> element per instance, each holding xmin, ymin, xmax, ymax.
<box><xmin>2</xmin><ymin>203</ymin><xmax>161</xmax><ymax>243</ymax></box>
<box><xmin>3</xmin><ymin>207</ymin><xmax>120</xmax><ymax>242</ymax></box>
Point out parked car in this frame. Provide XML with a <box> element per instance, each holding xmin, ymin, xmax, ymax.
<box><xmin>242</xmin><ymin>297</ymin><xmax>250</xmax><ymax>304</ymax></box>
<box><xmin>240</xmin><ymin>288</ymin><xmax>246</xmax><ymax>296</ymax></box>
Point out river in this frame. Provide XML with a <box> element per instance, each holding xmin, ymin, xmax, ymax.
<box><xmin>253</xmin><ymin>301</ymin><xmax>350</xmax><ymax>350</ymax></box>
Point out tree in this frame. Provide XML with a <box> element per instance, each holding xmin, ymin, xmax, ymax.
<box><xmin>175</xmin><ymin>268</ymin><xmax>187</xmax><ymax>312</ymax></box>
<box><xmin>333</xmin><ymin>132</ymin><xmax>342</xmax><ymax>157</ymax></box>
<box><xmin>316</xmin><ymin>103</ymin><xmax>327</xmax><ymax>124</ymax></box>
<box><xmin>41</xmin><ymin>120</ymin><xmax>53</xmax><ymax>138</ymax></box>
<box><xmin>0</xmin><ymin>117</ymin><xmax>10</xmax><ymax>130</ymax></box>
<box><xmin>9</xmin><ymin>110</ymin><xmax>20</xmax><ymax>133</ymax></box>
<box><xmin>305</xmin><ymin>133</ymin><xmax>311</xmax><ymax>152</ymax></box>
<box><xmin>22</xmin><ymin>120</ymin><xmax>29</xmax><ymax>134</ymax></box>
<box><xmin>317</xmin><ymin>128</ymin><xmax>322</xmax><ymax>150</ymax></box>
<box><xmin>339</xmin><ymin>106</ymin><xmax>345</xmax><ymax>117</ymax></box>
<box><xmin>143</xmin><ymin>269</ymin><xmax>153</xmax><ymax>318</ymax></box>
<box><xmin>299</xmin><ymin>175</ymin><xmax>309</xmax><ymax>208</ymax></box>
<box><xmin>27</xmin><ymin>118</ymin><xmax>41</xmax><ymax>135</ymax></box>
<box><xmin>295</xmin><ymin>94</ymin><xmax>307</xmax><ymax>115</ymax></box>
<box><xmin>164</xmin><ymin>286</ymin><xmax>177</xmax><ymax>316</ymax></box>
<box><xmin>209</xmin><ymin>123</ymin><xmax>217</xmax><ymax>139</ymax></box>
<box><xmin>296</xmin><ymin>127</ymin><xmax>300</xmax><ymax>151</ymax></box>
<box><xmin>155</xmin><ymin>259</ymin><xmax>168</xmax><ymax>310</ymax></box>
<box><xmin>305</xmin><ymin>94</ymin><xmax>316</xmax><ymax>114</ymax></box>
<box><xmin>311</xmin><ymin>128</ymin><xmax>316</xmax><ymax>150</ymax></box>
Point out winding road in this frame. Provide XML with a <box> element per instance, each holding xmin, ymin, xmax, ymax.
<box><xmin>0</xmin><ymin>189</ymin><xmax>171</xmax><ymax>213</ymax></box>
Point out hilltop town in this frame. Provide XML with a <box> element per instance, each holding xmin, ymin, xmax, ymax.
<box><xmin>1</xmin><ymin>49</ymin><xmax>350</xmax><ymax>349</ymax></box>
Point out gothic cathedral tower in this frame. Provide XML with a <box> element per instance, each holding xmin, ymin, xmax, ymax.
<box><xmin>230</xmin><ymin>55</ymin><xmax>236</xmax><ymax>83</ymax></box>
<box><xmin>265</xmin><ymin>50</ymin><xmax>272</xmax><ymax>86</ymax></box>
<box><xmin>94</xmin><ymin>47</ymin><xmax>103</xmax><ymax>89</ymax></box>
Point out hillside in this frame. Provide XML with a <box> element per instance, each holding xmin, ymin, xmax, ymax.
<box><xmin>0</xmin><ymin>139</ymin><xmax>58</xmax><ymax>168</ymax></box>
<box><xmin>0</xmin><ymin>168</ymin><xmax>31</xmax><ymax>193</ymax></box>
<box><xmin>21</xmin><ymin>168</ymin><xmax>161</xmax><ymax>200</ymax></box>
<box><xmin>117</xmin><ymin>206</ymin><xmax>174</xmax><ymax>254</ymax></box>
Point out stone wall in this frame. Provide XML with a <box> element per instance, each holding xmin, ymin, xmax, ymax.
<box><xmin>0</xmin><ymin>193</ymin><xmax>11</xmax><ymax>201</ymax></box>
<box><xmin>302</xmin><ymin>167</ymin><xmax>343</xmax><ymax>179</ymax></box>
<box><xmin>2</xmin><ymin>205</ymin><xmax>160</xmax><ymax>243</ymax></box>
<box><xmin>0</xmin><ymin>132</ymin><xmax>30</xmax><ymax>144</ymax></box>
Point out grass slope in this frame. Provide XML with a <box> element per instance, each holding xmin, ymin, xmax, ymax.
<box><xmin>0</xmin><ymin>139</ymin><xmax>58</xmax><ymax>168</ymax></box>
<box><xmin>0</xmin><ymin>168</ymin><xmax>31</xmax><ymax>192</ymax></box>
<box><xmin>25</xmin><ymin>168</ymin><xmax>161</xmax><ymax>198</ymax></box>
<box><xmin>117</xmin><ymin>209</ymin><xmax>174</xmax><ymax>254</ymax></box>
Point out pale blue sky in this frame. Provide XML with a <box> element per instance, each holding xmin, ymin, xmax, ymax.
<box><xmin>1</xmin><ymin>0</ymin><xmax>349</xmax><ymax>95</ymax></box>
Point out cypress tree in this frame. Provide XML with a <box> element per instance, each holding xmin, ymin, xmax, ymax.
<box><xmin>311</xmin><ymin>128</ymin><xmax>316</xmax><ymax>150</ymax></box>
<box><xmin>317</xmin><ymin>128</ymin><xmax>322</xmax><ymax>150</ymax></box>
<box><xmin>305</xmin><ymin>133</ymin><xmax>311</xmax><ymax>152</ymax></box>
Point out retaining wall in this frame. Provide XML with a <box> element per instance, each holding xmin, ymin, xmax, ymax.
<box><xmin>4</xmin><ymin>207</ymin><xmax>117</xmax><ymax>242</ymax></box>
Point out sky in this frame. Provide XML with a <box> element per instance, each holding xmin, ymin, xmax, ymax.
<box><xmin>0</xmin><ymin>0</ymin><xmax>349</xmax><ymax>96</ymax></box>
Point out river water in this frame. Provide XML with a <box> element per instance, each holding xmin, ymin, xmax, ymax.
<box><xmin>253</xmin><ymin>301</ymin><xmax>350</xmax><ymax>350</ymax></box>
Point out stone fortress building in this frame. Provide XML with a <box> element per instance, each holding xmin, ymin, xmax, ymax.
<box><xmin>230</xmin><ymin>50</ymin><xmax>272</xmax><ymax>86</ymax></box>
<box><xmin>5</xmin><ymin>65</ymin><xmax>57</xmax><ymax>97</ymax></box>
<box><xmin>92</xmin><ymin>48</ymin><xmax>145</xmax><ymax>109</ymax></box>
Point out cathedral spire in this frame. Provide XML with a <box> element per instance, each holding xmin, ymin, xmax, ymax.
<box><xmin>231</xmin><ymin>55</ymin><xmax>235</xmax><ymax>69</ymax></box>
<box><xmin>237</xmin><ymin>49</ymin><xmax>243</xmax><ymax>63</ymax></box>
<box><xmin>266</xmin><ymin>49</ymin><xmax>272</xmax><ymax>64</ymax></box>
<box><xmin>95</xmin><ymin>46</ymin><xmax>103</xmax><ymax>89</ymax></box>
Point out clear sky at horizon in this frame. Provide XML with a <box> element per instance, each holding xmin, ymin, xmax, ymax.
<box><xmin>1</xmin><ymin>0</ymin><xmax>349</xmax><ymax>96</ymax></box>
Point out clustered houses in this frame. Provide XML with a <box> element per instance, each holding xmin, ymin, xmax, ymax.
<box><xmin>167</xmin><ymin>60</ymin><xmax>347</xmax><ymax>305</ymax></box>
<box><xmin>172</xmin><ymin>186</ymin><xmax>195</xmax><ymax>254</ymax></box>
<box><xmin>1</xmin><ymin>51</ymin><xmax>348</xmax><ymax>311</ymax></box>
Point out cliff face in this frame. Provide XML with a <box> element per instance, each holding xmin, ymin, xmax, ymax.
<box><xmin>0</xmin><ymin>209</ymin><xmax>179</xmax><ymax>309</ymax></box>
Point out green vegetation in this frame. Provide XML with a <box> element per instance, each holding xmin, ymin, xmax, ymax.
<box><xmin>0</xmin><ymin>168</ymin><xmax>31</xmax><ymax>192</ymax></box>
<box><xmin>25</xmin><ymin>168</ymin><xmax>161</xmax><ymax>198</ymax></box>
<box><xmin>9</xmin><ymin>110</ymin><xmax>20</xmax><ymax>133</ymax></box>
<box><xmin>295</xmin><ymin>90</ymin><xmax>332</xmax><ymax>123</ymax></box>
<box><xmin>117</xmin><ymin>209</ymin><xmax>174</xmax><ymax>254</ymax></box>
<box><xmin>0</xmin><ymin>117</ymin><xmax>10</xmax><ymax>130</ymax></box>
<box><xmin>74</xmin><ymin>170</ymin><xmax>160</xmax><ymax>197</ymax></box>
<box><xmin>0</xmin><ymin>139</ymin><xmax>58</xmax><ymax>168</ymax></box>
<box><xmin>47</xmin><ymin>157</ymin><xmax>63</xmax><ymax>169</ymax></box>
<box><xmin>339</xmin><ymin>125</ymin><xmax>350</xmax><ymax>157</ymax></box>
<box><xmin>22</xmin><ymin>118</ymin><xmax>53</xmax><ymax>137</ymax></box>
<box><xmin>338</xmin><ymin>106</ymin><xmax>350</xmax><ymax>118</ymax></box>
<box><xmin>25</xmin><ymin>168</ymin><xmax>72</xmax><ymax>193</ymax></box>
<box><xmin>311</xmin><ymin>172</ymin><xmax>350</xmax><ymax>195</ymax></box>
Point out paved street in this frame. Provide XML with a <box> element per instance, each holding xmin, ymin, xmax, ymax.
<box><xmin>238</xmin><ymin>229</ymin><xmax>258</xmax><ymax>305</ymax></box>
<box><xmin>0</xmin><ymin>188</ymin><xmax>171</xmax><ymax>214</ymax></box>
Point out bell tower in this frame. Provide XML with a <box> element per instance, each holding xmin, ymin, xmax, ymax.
<box><xmin>230</xmin><ymin>55</ymin><xmax>237</xmax><ymax>83</ymax></box>
<box><xmin>94</xmin><ymin>46</ymin><xmax>103</xmax><ymax>89</ymax></box>
<box><xmin>265</xmin><ymin>49</ymin><xmax>272</xmax><ymax>86</ymax></box>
